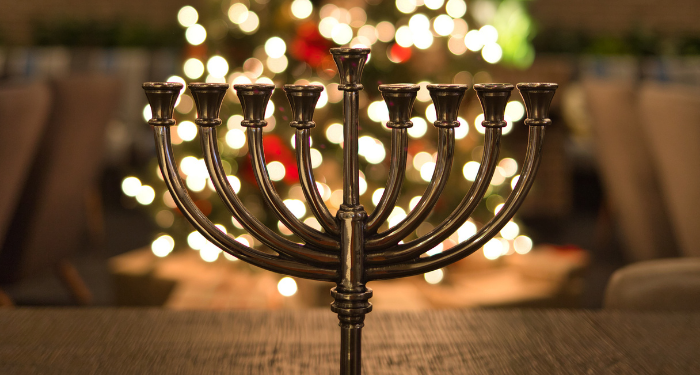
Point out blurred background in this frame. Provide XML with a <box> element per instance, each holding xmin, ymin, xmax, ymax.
<box><xmin>1</xmin><ymin>0</ymin><xmax>699</xmax><ymax>311</ymax></box>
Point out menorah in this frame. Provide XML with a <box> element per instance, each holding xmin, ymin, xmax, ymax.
<box><xmin>143</xmin><ymin>47</ymin><xmax>556</xmax><ymax>375</ymax></box>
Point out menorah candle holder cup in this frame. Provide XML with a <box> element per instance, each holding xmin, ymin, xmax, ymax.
<box><xmin>143</xmin><ymin>47</ymin><xmax>557</xmax><ymax>375</ymax></box>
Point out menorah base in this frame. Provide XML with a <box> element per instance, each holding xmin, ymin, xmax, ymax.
<box><xmin>331</xmin><ymin>286</ymin><xmax>373</xmax><ymax>375</ymax></box>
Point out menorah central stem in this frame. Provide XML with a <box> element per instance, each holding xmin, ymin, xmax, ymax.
<box><xmin>343</xmin><ymin>91</ymin><xmax>360</xmax><ymax>206</ymax></box>
<box><xmin>329</xmin><ymin>47</ymin><xmax>372</xmax><ymax>375</ymax></box>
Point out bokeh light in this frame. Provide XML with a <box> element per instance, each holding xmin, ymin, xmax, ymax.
<box><xmin>408</xmin><ymin>117</ymin><xmax>428</xmax><ymax>138</ymax></box>
<box><xmin>424</xmin><ymin>269</ymin><xmax>444</xmax><ymax>284</ymax></box>
<box><xmin>185</xmin><ymin>24</ymin><xmax>206</xmax><ymax>45</ymax></box>
<box><xmin>239</xmin><ymin>11</ymin><xmax>260</xmax><ymax>33</ymax></box>
<box><xmin>267</xmin><ymin>161</ymin><xmax>286</xmax><ymax>181</ymax></box>
<box><xmin>207</xmin><ymin>56</ymin><xmax>229</xmax><ymax>78</ymax></box>
<box><xmin>278</xmin><ymin>277</ymin><xmax>298</xmax><ymax>296</ymax></box>
<box><xmin>332</xmin><ymin>23</ymin><xmax>353</xmax><ymax>45</ymax></box>
<box><xmin>291</xmin><ymin>0</ymin><xmax>313</xmax><ymax>19</ymax></box>
<box><xmin>151</xmin><ymin>235</ymin><xmax>175</xmax><ymax>257</ymax></box>
<box><xmin>463</xmin><ymin>161</ymin><xmax>480</xmax><ymax>181</ymax></box>
<box><xmin>184</xmin><ymin>58</ymin><xmax>205</xmax><ymax>79</ymax></box>
<box><xmin>434</xmin><ymin>15</ymin><xmax>455</xmax><ymax>36</ymax></box>
<box><xmin>228</xmin><ymin>3</ymin><xmax>249</xmax><ymax>24</ymax></box>
<box><xmin>178</xmin><ymin>6</ymin><xmax>198</xmax><ymax>27</ymax></box>
<box><xmin>514</xmin><ymin>235</ymin><xmax>533</xmax><ymax>254</ymax></box>
<box><xmin>265</xmin><ymin>37</ymin><xmax>286</xmax><ymax>58</ymax></box>
<box><xmin>446</xmin><ymin>0</ymin><xmax>467</xmax><ymax>18</ymax></box>
<box><xmin>177</xmin><ymin>121</ymin><xmax>197</xmax><ymax>141</ymax></box>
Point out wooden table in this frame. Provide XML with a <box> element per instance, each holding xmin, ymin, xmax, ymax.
<box><xmin>1</xmin><ymin>309</ymin><xmax>698</xmax><ymax>374</ymax></box>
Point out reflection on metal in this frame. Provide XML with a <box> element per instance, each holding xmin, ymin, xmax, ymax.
<box><xmin>143</xmin><ymin>48</ymin><xmax>557</xmax><ymax>375</ymax></box>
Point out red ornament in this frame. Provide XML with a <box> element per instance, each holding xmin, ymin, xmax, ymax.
<box><xmin>291</xmin><ymin>22</ymin><xmax>331</xmax><ymax>68</ymax></box>
<box><xmin>388</xmin><ymin>43</ymin><xmax>412</xmax><ymax>64</ymax></box>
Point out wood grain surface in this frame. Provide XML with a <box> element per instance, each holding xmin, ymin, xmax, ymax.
<box><xmin>1</xmin><ymin>309</ymin><xmax>698</xmax><ymax>374</ymax></box>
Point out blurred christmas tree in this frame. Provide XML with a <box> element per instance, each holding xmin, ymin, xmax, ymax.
<box><xmin>124</xmin><ymin>0</ymin><xmax>537</xmax><ymax>282</ymax></box>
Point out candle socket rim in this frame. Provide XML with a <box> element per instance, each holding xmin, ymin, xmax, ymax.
<box><xmin>143</xmin><ymin>82</ymin><xmax>183</xmax><ymax>92</ymax></box>
<box><xmin>188</xmin><ymin>82</ymin><xmax>229</xmax><ymax>91</ymax></box>
<box><xmin>427</xmin><ymin>84</ymin><xmax>468</xmax><ymax>93</ymax></box>
<box><xmin>330</xmin><ymin>47</ymin><xmax>371</xmax><ymax>55</ymax></box>
<box><xmin>474</xmin><ymin>83</ymin><xmax>515</xmax><ymax>92</ymax></box>
<box><xmin>379</xmin><ymin>84</ymin><xmax>419</xmax><ymax>93</ymax></box>
<box><xmin>234</xmin><ymin>83</ymin><xmax>275</xmax><ymax>92</ymax></box>
<box><xmin>284</xmin><ymin>84</ymin><xmax>324</xmax><ymax>93</ymax></box>
<box><xmin>517</xmin><ymin>82</ymin><xmax>558</xmax><ymax>91</ymax></box>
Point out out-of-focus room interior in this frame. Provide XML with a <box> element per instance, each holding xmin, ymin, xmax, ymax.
<box><xmin>1</xmin><ymin>0</ymin><xmax>699</xmax><ymax>314</ymax></box>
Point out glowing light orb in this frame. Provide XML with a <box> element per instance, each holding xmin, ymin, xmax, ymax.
<box><xmin>446</xmin><ymin>0</ymin><xmax>467</xmax><ymax>18</ymax></box>
<box><xmin>407</xmin><ymin>117</ymin><xmax>427</xmax><ymax>138</ymax></box>
<box><xmin>188</xmin><ymin>231</ymin><xmax>206</xmax><ymax>250</ymax></box>
<box><xmin>239</xmin><ymin>12</ymin><xmax>259</xmax><ymax>34</ymax></box>
<box><xmin>151</xmin><ymin>235</ymin><xmax>175</xmax><ymax>257</ymax></box>
<box><xmin>265</xmin><ymin>37</ymin><xmax>286</xmax><ymax>58</ymax></box>
<box><xmin>500</xmin><ymin>221</ymin><xmax>520</xmax><ymax>240</ymax></box>
<box><xmin>482</xmin><ymin>43</ymin><xmax>503</xmax><ymax>64</ymax></box>
<box><xmin>455</xmin><ymin>117</ymin><xmax>469</xmax><ymax>139</ymax></box>
<box><xmin>284</xmin><ymin>199</ymin><xmax>307</xmax><ymax>218</ymax></box>
<box><xmin>457</xmin><ymin>221</ymin><xmax>477</xmax><ymax>242</ymax></box>
<box><xmin>177</xmin><ymin>121</ymin><xmax>197</xmax><ymax>142</ymax></box>
<box><xmin>332</xmin><ymin>23</ymin><xmax>353</xmax><ymax>45</ymax></box>
<box><xmin>463</xmin><ymin>161</ymin><xmax>480</xmax><ymax>181</ymax></box>
<box><xmin>404</xmin><ymin>197</ymin><xmax>418</xmax><ymax>211</ymax></box>
<box><xmin>514</xmin><ymin>235</ymin><xmax>533</xmax><ymax>254</ymax></box>
<box><xmin>185</xmin><ymin>24</ymin><xmax>206</xmax><ymax>45</ymax></box>
<box><xmin>424</xmin><ymin>269</ymin><xmax>444</xmax><ymax>284</ymax></box>
<box><xmin>178</xmin><ymin>6</ymin><xmax>198</xmax><ymax>27</ymax></box>
<box><xmin>376</xmin><ymin>22</ymin><xmax>396</xmax><ymax>43</ymax></box>
<box><xmin>479</xmin><ymin>25</ymin><xmax>499</xmax><ymax>44</ymax></box>
<box><xmin>434</xmin><ymin>15</ymin><xmax>455</xmax><ymax>36</ymax></box>
<box><xmin>464</xmin><ymin>30</ymin><xmax>483</xmax><ymax>52</ymax></box>
<box><xmin>483</xmin><ymin>238</ymin><xmax>503</xmax><ymax>260</ymax></box>
<box><xmin>420</xmin><ymin>162</ymin><xmax>436</xmax><ymax>182</ymax></box>
<box><xmin>122</xmin><ymin>177</ymin><xmax>142</xmax><ymax>197</ymax></box>
<box><xmin>228</xmin><ymin>3</ymin><xmax>249</xmax><ymax>24</ymax></box>
<box><xmin>372</xmin><ymin>188</ymin><xmax>385</xmax><ymax>206</ymax></box>
<box><xmin>267</xmin><ymin>161</ymin><xmax>286</xmax><ymax>181</ymax></box>
<box><xmin>425</xmin><ymin>0</ymin><xmax>445</xmax><ymax>10</ymax></box>
<box><xmin>326</xmin><ymin>123</ymin><xmax>344</xmax><ymax>144</ymax></box>
<box><xmin>278</xmin><ymin>277</ymin><xmax>298</xmax><ymax>297</ymax></box>
<box><xmin>184</xmin><ymin>58</ymin><xmax>205</xmax><ymax>79</ymax></box>
<box><xmin>291</xmin><ymin>0</ymin><xmax>313</xmax><ymax>19</ymax></box>
<box><xmin>227</xmin><ymin>175</ymin><xmax>241</xmax><ymax>193</ymax></box>
<box><xmin>395</xmin><ymin>26</ymin><xmax>413</xmax><ymax>48</ymax></box>
<box><xmin>505</xmin><ymin>101</ymin><xmax>525</xmax><ymax>122</ymax></box>
<box><xmin>136</xmin><ymin>185</ymin><xmax>156</xmax><ymax>205</ymax></box>
<box><xmin>396</xmin><ymin>0</ymin><xmax>417</xmax><ymax>14</ymax></box>
<box><xmin>207</xmin><ymin>56</ymin><xmax>229</xmax><ymax>78</ymax></box>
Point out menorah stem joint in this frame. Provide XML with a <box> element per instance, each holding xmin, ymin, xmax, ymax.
<box><xmin>331</xmin><ymin>204</ymin><xmax>370</xmax><ymax>375</ymax></box>
<box><xmin>331</xmin><ymin>284</ymin><xmax>372</xmax><ymax>375</ymax></box>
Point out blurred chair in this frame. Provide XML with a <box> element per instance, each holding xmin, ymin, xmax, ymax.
<box><xmin>0</xmin><ymin>82</ymin><xmax>51</xmax><ymax>250</ymax></box>
<box><xmin>0</xmin><ymin>82</ymin><xmax>52</xmax><ymax>306</ymax></box>
<box><xmin>639</xmin><ymin>83</ymin><xmax>700</xmax><ymax>257</ymax></box>
<box><xmin>0</xmin><ymin>75</ymin><xmax>121</xmax><ymax>305</ymax></box>
<box><xmin>582</xmin><ymin>79</ymin><xmax>678</xmax><ymax>261</ymax></box>
<box><xmin>604</xmin><ymin>258</ymin><xmax>700</xmax><ymax>311</ymax></box>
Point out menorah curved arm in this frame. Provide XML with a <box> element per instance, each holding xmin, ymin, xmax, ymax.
<box><xmin>366</xmin><ymin>127</ymin><xmax>501</xmax><ymax>264</ymax></box>
<box><xmin>247</xmin><ymin>127</ymin><xmax>341</xmax><ymax>251</ymax></box>
<box><xmin>295</xmin><ymin>128</ymin><xmax>339</xmax><ymax>235</ymax></box>
<box><xmin>365</xmin><ymin>128</ymin><xmax>408</xmax><ymax>234</ymax></box>
<box><xmin>154</xmin><ymin>125</ymin><xmax>338</xmax><ymax>281</ymax></box>
<box><xmin>366</xmin><ymin>125</ymin><xmax>545</xmax><ymax>281</ymax></box>
<box><xmin>199</xmin><ymin>126</ymin><xmax>339</xmax><ymax>265</ymax></box>
<box><xmin>365</xmin><ymin>127</ymin><xmax>455</xmax><ymax>250</ymax></box>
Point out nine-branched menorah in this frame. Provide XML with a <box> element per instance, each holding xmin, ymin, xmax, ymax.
<box><xmin>143</xmin><ymin>47</ymin><xmax>557</xmax><ymax>375</ymax></box>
